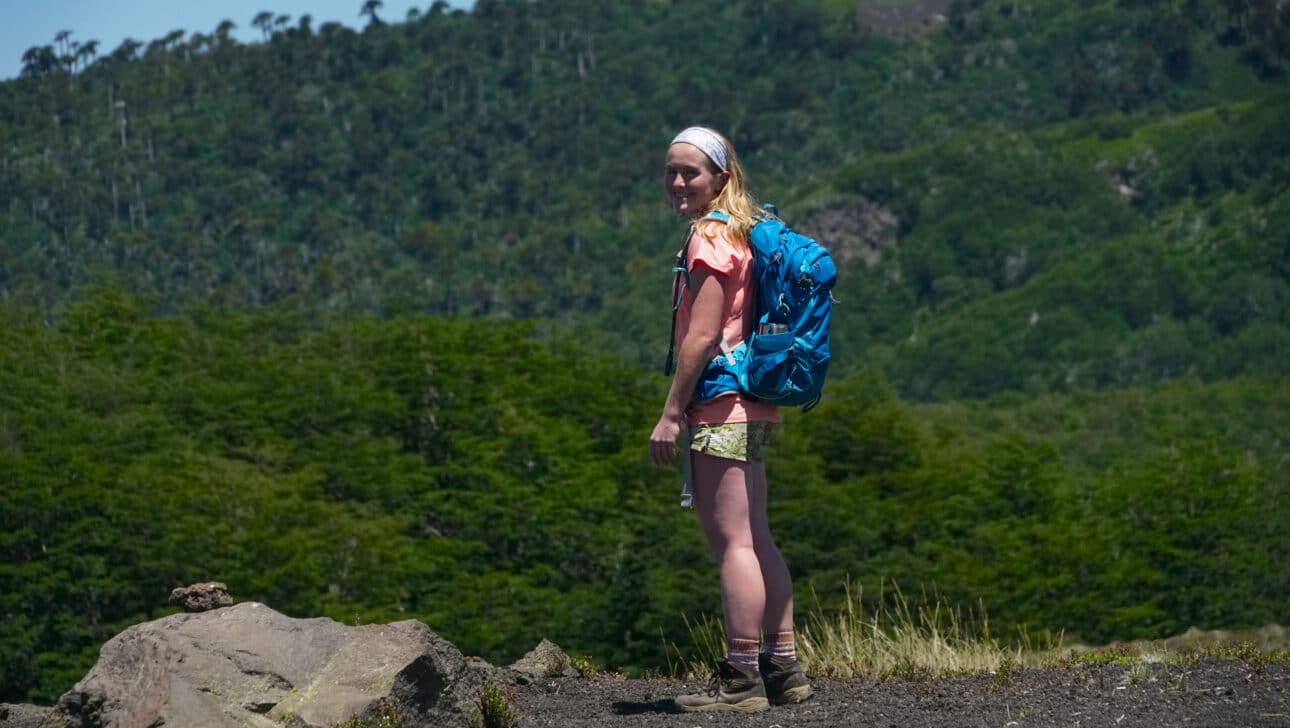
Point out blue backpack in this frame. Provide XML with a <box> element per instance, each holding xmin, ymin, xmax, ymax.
<box><xmin>666</xmin><ymin>205</ymin><xmax>835</xmax><ymax>412</ymax></box>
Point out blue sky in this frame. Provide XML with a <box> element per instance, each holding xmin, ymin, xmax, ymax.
<box><xmin>0</xmin><ymin>1</ymin><xmax>473</xmax><ymax>81</ymax></box>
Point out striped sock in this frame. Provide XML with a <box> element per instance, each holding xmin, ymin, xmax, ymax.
<box><xmin>727</xmin><ymin>637</ymin><xmax>761</xmax><ymax>667</ymax></box>
<box><xmin>763</xmin><ymin>630</ymin><xmax>797</xmax><ymax>661</ymax></box>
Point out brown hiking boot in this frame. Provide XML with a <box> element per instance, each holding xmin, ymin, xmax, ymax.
<box><xmin>759</xmin><ymin>653</ymin><xmax>814</xmax><ymax>705</ymax></box>
<box><xmin>674</xmin><ymin>659</ymin><xmax>769</xmax><ymax>713</ymax></box>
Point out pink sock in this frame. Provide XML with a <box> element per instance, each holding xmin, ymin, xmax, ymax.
<box><xmin>763</xmin><ymin>630</ymin><xmax>796</xmax><ymax>661</ymax></box>
<box><xmin>727</xmin><ymin>637</ymin><xmax>760</xmax><ymax>667</ymax></box>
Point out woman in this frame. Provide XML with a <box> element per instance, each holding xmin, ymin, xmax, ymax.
<box><xmin>649</xmin><ymin>126</ymin><xmax>812</xmax><ymax>712</ymax></box>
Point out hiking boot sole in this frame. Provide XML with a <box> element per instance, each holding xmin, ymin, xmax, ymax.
<box><xmin>769</xmin><ymin>685</ymin><xmax>814</xmax><ymax>705</ymax></box>
<box><xmin>677</xmin><ymin>697</ymin><xmax>769</xmax><ymax>713</ymax></box>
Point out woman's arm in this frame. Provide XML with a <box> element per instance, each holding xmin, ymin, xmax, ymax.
<box><xmin>650</xmin><ymin>265</ymin><xmax>725</xmax><ymax>465</ymax></box>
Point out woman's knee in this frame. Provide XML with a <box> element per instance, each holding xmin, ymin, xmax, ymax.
<box><xmin>701</xmin><ymin>526</ymin><xmax>756</xmax><ymax>562</ymax></box>
<box><xmin>712</xmin><ymin>539</ymin><xmax>761</xmax><ymax>567</ymax></box>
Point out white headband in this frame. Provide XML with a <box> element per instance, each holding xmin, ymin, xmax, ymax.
<box><xmin>670</xmin><ymin>127</ymin><xmax>729</xmax><ymax>172</ymax></box>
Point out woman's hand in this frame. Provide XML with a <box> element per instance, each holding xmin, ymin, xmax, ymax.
<box><xmin>652</xmin><ymin>263</ymin><xmax>724</xmax><ymax>466</ymax></box>
<box><xmin>649</xmin><ymin>411</ymin><xmax>685</xmax><ymax>465</ymax></box>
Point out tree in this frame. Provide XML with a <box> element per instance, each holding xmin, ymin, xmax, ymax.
<box><xmin>252</xmin><ymin>11</ymin><xmax>275</xmax><ymax>41</ymax></box>
<box><xmin>19</xmin><ymin>45</ymin><xmax>57</xmax><ymax>77</ymax></box>
<box><xmin>76</xmin><ymin>40</ymin><xmax>100</xmax><ymax>72</ymax></box>
<box><xmin>1219</xmin><ymin>0</ymin><xmax>1290</xmax><ymax>72</ymax></box>
<box><xmin>53</xmin><ymin>29</ymin><xmax>74</xmax><ymax>63</ymax></box>
<box><xmin>107</xmin><ymin>38</ymin><xmax>142</xmax><ymax>70</ymax></box>
<box><xmin>360</xmin><ymin>0</ymin><xmax>385</xmax><ymax>28</ymax></box>
<box><xmin>214</xmin><ymin>19</ymin><xmax>237</xmax><ymax>42</ymax></box>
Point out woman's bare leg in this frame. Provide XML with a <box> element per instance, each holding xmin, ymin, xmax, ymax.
<box><xmin>693</xmin><ymin>452</ymin><xmax>767</xmax><ymax>657</ymax></box>
<box><xmin>746</xmin><ymin>459</ymin><xmax>794</xmax><ymax>637</ymax></box>
<box><xmin>694</xmin><ymin>454</ymin><xmax>795</xmax><ymax>639</ymax></box>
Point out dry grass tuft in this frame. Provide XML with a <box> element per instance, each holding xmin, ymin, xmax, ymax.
<box><xmin>663</xmin><ymin>581</ymin><xmax>1287</xmax><ymax>683</ymax></box>
<box><xmin>796</xmin><ymin>582</ymin><xmax>1046</xmax><ymax>680</ymax></box>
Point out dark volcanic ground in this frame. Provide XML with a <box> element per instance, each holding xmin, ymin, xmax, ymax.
<box><xmin>509</xmin><ymin>659</ymin><xmax>1289</xmax><ymax>727</ymax></box>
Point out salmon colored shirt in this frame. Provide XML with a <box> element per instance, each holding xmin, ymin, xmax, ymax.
<box><xmin>674</xmin><ymin>220</ymin><xmax>781</xmax><ymax>426</ymax></box>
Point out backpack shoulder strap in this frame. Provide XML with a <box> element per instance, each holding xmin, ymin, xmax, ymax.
<box><xmin>663</xmin><ymin>224</ymin><xmax>695</xmax><ymax>375</ymax></box>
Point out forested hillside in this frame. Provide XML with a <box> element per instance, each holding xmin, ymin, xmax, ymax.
<box><xmin>2</xmin><ymin>0</ymin><xmax>1287</xmax><ymax>703</ymax></box>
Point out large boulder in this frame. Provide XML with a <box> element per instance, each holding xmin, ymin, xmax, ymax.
<box><xmin>45</xmin><ymin>602</ymin><xmax>486</xmax><ymax>728</ymax></box>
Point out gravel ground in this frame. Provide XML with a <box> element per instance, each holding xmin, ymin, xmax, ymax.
<box><xmin>508</xmin><ymin>659</ymin><xmax>1289</xmax><ymax>727</ymax></box>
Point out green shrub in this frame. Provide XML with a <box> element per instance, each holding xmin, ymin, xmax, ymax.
<box><xmin>469</xmin><ymin>680</ymin><xmax>519</xmax><ymax>728</ymax></box>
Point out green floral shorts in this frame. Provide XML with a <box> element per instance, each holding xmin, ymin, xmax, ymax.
<box><xmin>688</xmin><ymin>421</ymin><xmax>774</xmax><ymax>463</ymax></box>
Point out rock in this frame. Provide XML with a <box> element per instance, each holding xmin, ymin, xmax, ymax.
<box><xmin>45</xmin><ymin>602</ymin><xmax>485</xmax><ymax>728</ymax></box>
<box><xmin>796</xmin><ymin>200</ymin><xmax>900</xmax><ymax>268</ymax></box>
<box><xmin>465</xmin><ymin>655</ymin><xmax>495</xmax><ymax>670</ymax></box>
<box><xmin>508</xmin><ymin>639</ymin><xmax>578</xmax><ymax>679</ymax></box>
<box><xmin>855</xmin><ymin>0</ymin><xmax>953</xmax><ymax>39</ymax></box>
<box><xmin>167</xmin><ymin>581</ymin><xmax>234</xmax><ymax>612</ymax></box>
<box><xmin>0</xmin><ymin>703</ymin><xmax>53</xmax><ymax>728</ymax></box>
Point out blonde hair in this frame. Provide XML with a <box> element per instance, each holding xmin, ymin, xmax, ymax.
<box><xmin>690</xmin><ymin>129</ymin><xmax>764</xmax><ymax>246</ymax></box>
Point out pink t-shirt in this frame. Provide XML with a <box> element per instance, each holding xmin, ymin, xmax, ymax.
<box><xmin>674</xmin><ymin>220</ymin><xmax>780</xmax><ymax>426</ymax></box>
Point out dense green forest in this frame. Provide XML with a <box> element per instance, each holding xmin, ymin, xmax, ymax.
<box><xmin>2</xmin><ymin>0</ymin><xmax>1288</xmax><ymax>703</ymax></box>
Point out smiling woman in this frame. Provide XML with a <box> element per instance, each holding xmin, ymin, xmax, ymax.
<box><xmin>649</xmin><ymin>126</ymin><xmax>810</xmax><ymax>713</ymax></box>
<box><xmin>663</xmin><ymin>144</ymin><xmax>724</xmax><ymax>219</ymax></box>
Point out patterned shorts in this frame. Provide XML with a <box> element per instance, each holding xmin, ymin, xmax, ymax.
<box><xmin>688</xmin><ymin>421</ymin><xmax>774</xmax><ymax>463</ymax></box>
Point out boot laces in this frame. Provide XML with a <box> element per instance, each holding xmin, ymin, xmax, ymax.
<box><xmin>703</xmin><ymin>670</ymin><xmax>723</xmax><ymax>697</ymax></box>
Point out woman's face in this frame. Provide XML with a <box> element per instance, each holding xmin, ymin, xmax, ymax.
<box><xmin>664</xmin><ymin>143</ymin><xmax>728</xmax><ymax>219</ymax></box>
